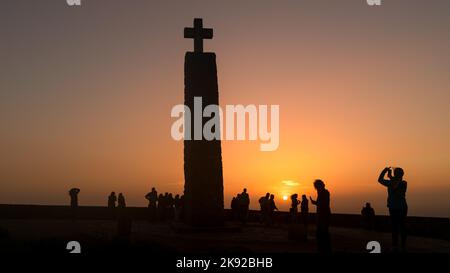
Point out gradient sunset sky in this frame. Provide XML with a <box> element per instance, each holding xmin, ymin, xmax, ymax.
<box><xmin>1</xmin><ymin>0</ymin><xmax>449</xmax><ymax>217</ymax></box>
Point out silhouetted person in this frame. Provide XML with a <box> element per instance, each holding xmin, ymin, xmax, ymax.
<box><xmin>258</xmin><ymin>193</ymin><xmax>270</xmax><ymax>223</ymax></box>
<box><xmin>164</xmin><ymin>192</ymin><xmax>170</xmax><ymax>218</ymax></box>
<box><xmin>179</xmin><ymin>194</ymin><xmax>185</xmax><ymax>221</ymax></box>
<box><xmin>310</xmin><ymin>179</ymin><xmax>331</xmax><ymax>253</ymax></box>
<box><xmin>68</xmin><ymin>188</ymin><xmax>80</xmax><ymax>220</ymax></box>
<box><xmin>145</xmin><ymin>187</ymin><xmax>158</xmax><ymax>221</ymax></box>
<box><xmin>174</xmin><ymin>194</ymin><xmax>182</xmax><ymax>221</ymax></box>
<box><xmin>290</xmin><ymin>194</ymin><xmax>299</xmax><ymax>223</ymax></box>
<box><xmin>157</xmin><ymin>193</ymin><xmax>165</xmax><ymax>221</ymax></box>
<box><xmin>266</xmin><ymin>194</ymin><xmax>278</xmax><ymax>226</ymax></box>
<box><xmin>108</xmin><ymin>192</ymin><xmax>117</xmax><ymax>209</ymax></box>
<box><xmin>118</xmin><ymin>193</ymin><xmax>126</xmax><ymax>208</ymax></box>
<box><xmin>231</xmin><ymin>196</ymin><xmax>238</xmax><ymax>221</ymax></box>
<box><xmin>145</xmin><ymin>187</ymin><xmax>158</xmax><ymax>208</ymax></box>
<box><xmin>167</xmin><ymin>193</ymin><xmax>175</xmax><ymax>220</ymax></box>
<box><xmin>69</xmin><ymin>188</ymin><xmax>80</xmax><ymax>208</ymax></box>
<box><xmin>301</xmin><ymin>194</ymin><xmax>309</xmax><ymax>229</ymax></box>
<box><xmin>378</xmin><ymin>167</ymin><xmax>408</xmax><ymax>252</ymax></box>
<box><xmin>235</xmin><ymin>193</ymin><xmax>242</xmax><ymax>222</ymax></box>
<box><xmin>361</xmin><ymin>202</ymin><xmax>375</xmax><ymax>230</ymax></box>
<box><xmin>239</xmin><ymin>188</ymin><xmax>250</xmax><ymax>224</ymax></box>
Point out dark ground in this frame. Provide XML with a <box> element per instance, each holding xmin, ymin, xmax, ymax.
<box><xmin>1</xmin><ymin>219</ymin><xmax>449</xmax><ymax>254</ymax></box>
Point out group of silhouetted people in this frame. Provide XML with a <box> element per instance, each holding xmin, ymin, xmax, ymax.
<box><xmin>108</xmin><ymin>192</ymin><xmax>126</xmax><ymax>209</ymax></box>
<box><xmin>68</xmin><ymin>187</ymin><xmax>184</xmax><ymax>222</ymax></box>
<box><xmin>145</xmin><ymin>188</ymin><xmax>184</xmax><ymax>222</ymax></box>
<box><xmin>289</xmin><ymin>194</ymin><xmax>309</xmax><ymax>227</ymax></box>
<box><xmin>258</xmin><ymin>193</ymin><xmax>278</xmax><ymax>226</ymax></box>
<box><xmin>231</xmin><ymin>188</ymin><xmax>250</xmax><ymax>224</ymax></box>
<box><xmin>69</xmin><ymin>188</ymin><xmax>127</xmax><ymax>209</ymax></box>
<box><xmin>230</xmin><ymin>190</ymin><xmax>281</xmax><ymax>226</ymax></box>
<box><xmin>67</xmin><ymin>166</ymin><xmax>409</xmax><ymax>253</ymax></box>
<box><xmin>228</xmin><ymin>181</ymin><xmax>332</xmax><ymax>253</ymax></box>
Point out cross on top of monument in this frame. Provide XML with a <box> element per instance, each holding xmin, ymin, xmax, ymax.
<box><xmin>184</xmin><ymin>18</ymin><xmax>213</xmax><ymax>53</ymax></box>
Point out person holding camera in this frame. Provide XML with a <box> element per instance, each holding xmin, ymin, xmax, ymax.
<box><xmin>378</xmin><ymin>167</ymin><xmax>408</xmax><ymax>252</ymax></box>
